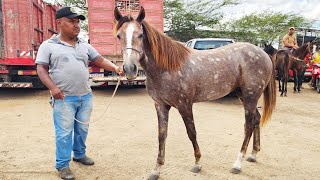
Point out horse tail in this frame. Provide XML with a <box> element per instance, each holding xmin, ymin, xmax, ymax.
<box><xmin>260</xmin><ymin>59</ymin><xmax>277</xmax><ymax>127</ymax></box>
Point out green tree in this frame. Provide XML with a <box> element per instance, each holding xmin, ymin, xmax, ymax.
<box><xmin>223</xmin><ymin>11</ymin><xmax>311</xmax><ymax>45</ymax></box>
<box><xmin>164</xmin><ymin>0</ymin><xmax>239</xmax><ymax>42</ymax></box>
<box><xmin>51</xmin><ymin>0</ymin><xmax>88</xmax><ymax>31</ymax></box>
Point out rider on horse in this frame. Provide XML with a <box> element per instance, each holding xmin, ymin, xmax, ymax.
<box><xmin>282</xmin><ymin>27</ymin><xmax>299</xmax><ymax>53</ymax></box>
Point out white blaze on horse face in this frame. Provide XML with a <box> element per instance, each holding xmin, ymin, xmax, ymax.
<box><xmin>125</xmin><ymin>23</ymin><xmax>136</xmax><ymax>58</ymax></box>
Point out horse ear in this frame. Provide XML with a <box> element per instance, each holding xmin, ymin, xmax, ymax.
<box><xmin>137</xmin><ymin>6</ymin><xmax>145</xmax><ymax>23</ymax></box>
<box><xmin>114</xmin><ymin>7</ymin><xmax>122</xmax><ymax>21</ymax></box>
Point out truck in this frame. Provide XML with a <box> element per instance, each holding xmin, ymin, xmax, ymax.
<box><xmin>0</xmin><ymin>0</ymin><xmax>60</xmax><ymax>88</ymax></box>
<box><xmin>87</xmin><ymin>0</ymin><xmax>164</xmax><ymax>86</ymax></box>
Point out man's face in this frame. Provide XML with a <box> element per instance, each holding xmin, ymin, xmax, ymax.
<box><xmin>57</xmin><ymin>17</ymin><xmax>80</xmax><ymax>38</ymax></box>
<box><xmin>289</xmin><ymin>28</ymin><xmax>295</xmax><ymax>35</ymax></box>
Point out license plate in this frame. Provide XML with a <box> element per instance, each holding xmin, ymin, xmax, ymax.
<box><xmin>89</xmin><ymin>73</ymin><xmax>104</xmax><ymax>78</ymax></box>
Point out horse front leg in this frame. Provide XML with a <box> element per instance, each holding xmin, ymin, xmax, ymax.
<box><xmin>231</xmin><ymin>102</ymin><xmax>256</xmax><ymax>174</ymax></box>
<box><xmin>178</xmin><ymin>104</ymin><xmax>202</xmax><ymax>173</ymax></box>
<box><xmin>246</xmin><ymin>109</ymin><xmax>261</xmax><ymax>162</ymax></box>
<box><xmin>298</xmin><ymin>71</ymin><xmax>304</xmax><ymax>92</ymax></box>
<box><xmin>149</xmin><ymin>102</ymin><xmax>171</xmax><ymax>180</ymax></box>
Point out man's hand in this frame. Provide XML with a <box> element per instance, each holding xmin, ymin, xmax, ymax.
<box><xmin>50</xmin><ymin>87</ymin><xmax>64</xmax><ymax>100</ymax></box>
<box><xmin>293</xmin><ymin>45</ymin><xmax>299</xmax><ymax>49</ymax></box>
<box><xmin>116</xmin><ymin>66</ymin><xmax>125</xmax><ymax>76</ymax></box>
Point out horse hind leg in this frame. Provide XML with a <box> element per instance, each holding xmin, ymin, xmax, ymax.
<box><xmin>278</xmin><ymin>70</ymin><xmax>282</xmax><ymax>92</ymax></box>
<box><xmin>284</xmin><ymin>73</ymin><xmax>288</xmax><ymax>97</ymax></box>
<box><xmin>149</xmin><ymin>102</ymin><xmax>171</xmax><ymax>180</ymax></box>
<box><xmin>178</xmin><ymin>104</ymin><xmax>202</xmax><ymax>173</ymax></box>
<box><xmin>246</xmin><ymin>109</ymin><xmax>261</xmax><ymax>162</ymax></box>
<box><xmin>231</xmin><ymin>99</ymin><xmax>257</xmax><ymax>174</ymax></box>
<box><xmin>280</xmin><ymin>72</ymin><xmax>285</xmax><ymax>96</ymax></box>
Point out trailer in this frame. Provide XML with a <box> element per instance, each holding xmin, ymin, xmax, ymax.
<box><xmin>0</xmin><ymin>0</ymin><xmax>60</xmax><ymax>88</ymax></box>
<box><xmin>87</xmin><ymin>0</ymin><xmax>164</xmax><ymax>86</ymax></box>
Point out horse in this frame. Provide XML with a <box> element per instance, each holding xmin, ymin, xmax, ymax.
<box><xmin>264</xmin><ymin>43</ymin><xmax>313</xmax><ymax>96</ymax></box>
<box><xmin>114</xmin><ymin>7</ymin><xmax>276</xmax><ymax>179</ymax></box>
<box><xmin>263</xmin><ymin>43</ymin><xmax>277</xmax><ymax>62</ymax></box>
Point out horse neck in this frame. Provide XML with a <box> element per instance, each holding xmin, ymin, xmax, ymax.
<box><xmin>140</xmin><ymin>41</ymin><xmax>163</xmax><ymax>78</ymax></box>
<box><xmin>295</xmin><ymin>45</ymin><xmax>309</xmax><ymax>59</ymax></box>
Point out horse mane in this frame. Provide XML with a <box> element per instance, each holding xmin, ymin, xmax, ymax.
<box><xmin>294</xmin><ymin>42</ymin><xmax>309</xmax><ymax>58</ymax></box>
<box><xmin>141</xmin><ymin>21</ymin><xmax>190</xmax><ymax>71</ymax></box>
<box><xmin>264</xmin><ymin>44</ymin><xmax>277</xmax><ymax>56</ymax></box>
<box><xmin>114</xmin><ymin>15</ymin><xmax>190</xmax><ymax>71</ymax></box>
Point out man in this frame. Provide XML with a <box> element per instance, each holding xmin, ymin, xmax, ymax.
<box><xmin>36</xmin><ymin>7</ymin><xmax>123</xmax><ymax>180</ymax></box>
<box><xmin>282</xmin><ymin>27</ymin><xmax>299</xmax><ymax>51</ymax></box>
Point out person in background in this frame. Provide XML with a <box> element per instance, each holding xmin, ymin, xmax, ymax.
<box><xmin>282</xmin><ymin>27</ymin><xmax>299</xmax><ymax>52</ymax></box>
<box><xmin>310</xmin><ymin>47</ymin><xmax>320</xmax><ymax>87</ymax></box>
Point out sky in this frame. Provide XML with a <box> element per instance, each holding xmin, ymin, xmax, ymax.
<box><xmin>219</xmin><ymin>0</ymin><xmax>320</xmax><ymax>28</ymax></box>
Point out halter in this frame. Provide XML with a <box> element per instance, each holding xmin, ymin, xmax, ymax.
<box><xmin>293</xmin><ymin>57</ymin><xmax>305</xmax><ymax>62</ymax></box>
<box><xmin>121</xmin><ymin>47</ymin><xmax>143</xmax><ymax>55</ymax></box>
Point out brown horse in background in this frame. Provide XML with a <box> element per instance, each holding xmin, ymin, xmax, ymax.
<box><xmin>264</xmin><ymin>43</ymin><xmax>312</xmax><ymax>96</ymax></box>
<box><xmin>115</xmin><ymin>7</ymin><xmax>276</xmax><ymax>179</ymax></box>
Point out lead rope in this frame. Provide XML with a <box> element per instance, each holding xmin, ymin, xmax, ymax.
<box><xmin>73</xmin><ymin>77</ymin><xmax>121</xmax><ymax>125</ymax></box>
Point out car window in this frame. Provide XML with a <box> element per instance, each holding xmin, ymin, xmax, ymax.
<box><xmin>194</xmin><ymin>40</ymin><xmax>233</xmax><ymax>50</ymax></box>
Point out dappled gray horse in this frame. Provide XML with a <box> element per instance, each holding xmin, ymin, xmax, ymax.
<box><xmin>114</xmin><ymin>7</ymin><xmax>276</xmax><ymax>179</ymax></box>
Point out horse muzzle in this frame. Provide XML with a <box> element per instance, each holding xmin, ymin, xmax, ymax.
<box><xmin>123</xmin><ymin>64</ymin><xmax>138</xmax><ymax>80</ymax></box>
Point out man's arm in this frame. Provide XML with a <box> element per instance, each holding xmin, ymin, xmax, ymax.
<box><xmin>92</xmin><ymin>56</ymin><xmax>124</xmax><ymax>75</ymax></box>
<box><xmin>37</xmin><ymin>64</ymin><xmax>64</xmax><ymax>100</ymax></box>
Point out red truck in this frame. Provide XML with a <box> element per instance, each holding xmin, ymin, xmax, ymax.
<box><xmin>0</xmin><ymin>0</ymin><xmax>164</xmax><ymax>88</ymax></box>
<box><xmin>0</xmin><ymin>0</ymin><xmax>60</xmax><ymax>88</ymax></box>
<box><xmin>87</xmin><ymin>0</ymin><xmax>163</xmax><ymax>86</ymax></box>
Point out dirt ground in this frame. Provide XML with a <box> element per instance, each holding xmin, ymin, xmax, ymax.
<box><xmin>0</xmin><ymin>82</ymin><xmax>319</xmax><ymax>180</ymax></box>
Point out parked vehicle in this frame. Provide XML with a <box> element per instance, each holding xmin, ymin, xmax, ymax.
<box><xmin>295</xmin><ymin>28</ymin><xmax>320</xmax><ymax>81</ymax></box>
<box><xmin>185</xmin><ymin>38</ymin><xmax>235</xmax><ymax>50</ymax></box>
<box><xmin>87</xmin><ymin>0</ymin><xmax>164</xmax><ymax>86</ymax></box>
<box><xmin>0</xmin><ymin>0</ymin><xmax>60</xmax><ymax>88</ymax></box>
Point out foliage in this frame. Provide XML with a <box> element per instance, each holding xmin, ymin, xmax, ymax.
<box><xmin>52</xmin><ymin>0</ymin><xmax>88</xmax><ymax>31</ymax></box>
<box><xmin>224</xmin><ymin>11</ymin><xmax>312</xmax><ymax>45</ymax></box>
<box><xmin>164</xmin><ymin>0</ymin><xmax>238</xmax><ymax>42</ymax></box>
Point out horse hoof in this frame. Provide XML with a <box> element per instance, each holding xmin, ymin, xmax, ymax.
<box><xmin>148</xmin><ymin>170</ymin><xmax>160</xmax><ymax>180</ymax></box>
<box><xmin>280</xmin><ymin>94</ymin><xmax>283</xmax><ymax>97</ymax></box>
<box><xmin>246</xmin><ymin>156</ymin><xmax>256</xmax><ymax>163</ymax></box>
<box><xmin>191</xmin><ymin>164</ymin><xmax>202</xmax><ymax>173</ymax></box>
<box><xmin>230</xmin><ymin>167</ymin><xmax>241</xmax><ymax>174</ymax></box>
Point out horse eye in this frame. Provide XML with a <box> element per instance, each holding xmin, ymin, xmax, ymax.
<box><xmin>117</xmin><ymin>34</ymin><xmax>121</xmax><ymax>39</ymax></box>
<box><xmin>138</xmin><ymin>34</ymin><xmax>143</xmax><ymax>39</ymax></box>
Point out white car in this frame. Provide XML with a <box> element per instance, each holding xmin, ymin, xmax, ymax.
<box><xmin>185</xmin><ymin>38</ymin><xmax>235</xmax><ymax>50</ymax></box>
